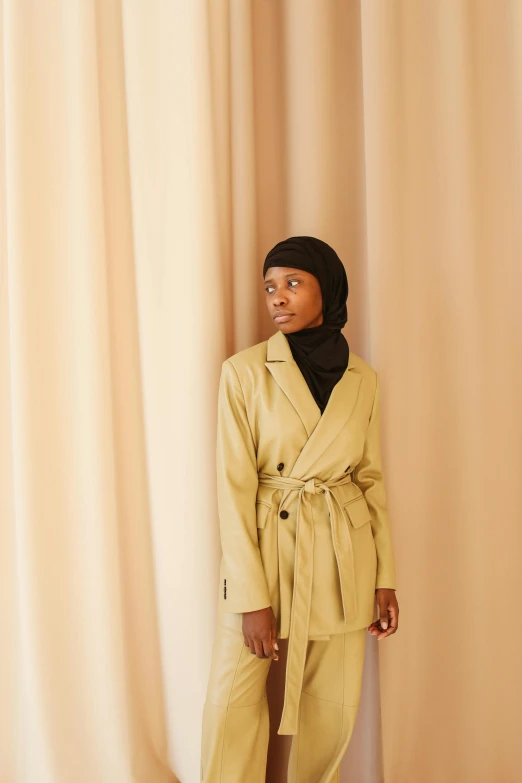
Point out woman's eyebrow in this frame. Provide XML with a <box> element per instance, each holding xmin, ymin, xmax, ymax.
<box><xmin>264</xmin><ymin>272</ymin><xmax>305</xmax><ymax>284</ymax></box>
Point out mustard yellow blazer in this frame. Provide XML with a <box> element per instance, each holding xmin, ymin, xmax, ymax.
<box><xmin>214</xmin><ymin>328</ymin><xmax>397</xmax><ymax>733</ymax></box>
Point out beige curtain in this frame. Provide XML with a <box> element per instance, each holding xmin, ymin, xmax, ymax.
<box><xmin>1</xmin><ymin>2</ymin><xmax>520</xmax><ymax>782</ymax></box>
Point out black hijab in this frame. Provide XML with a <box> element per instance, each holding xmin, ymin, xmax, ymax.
<box><xmin>262</xmin><ymin>236</ymin><xmax>349</xmax><ymax>414</ymax></box>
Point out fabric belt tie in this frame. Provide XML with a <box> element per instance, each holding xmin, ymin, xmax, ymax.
<box><xmin>257</xmin><ymin>471</ymin><xmax>359</xmax><ymax>735</ymax></box>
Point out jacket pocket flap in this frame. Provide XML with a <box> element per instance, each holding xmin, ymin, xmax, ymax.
<box><xmin>343</xmin><ymin>496</ymin><xmax>371</xmax><ymax>529</ymax></box>
<box><xmin>256</xmin><ymin>500</ymin><xmax>271</xmax><ymax>529</ymax></box>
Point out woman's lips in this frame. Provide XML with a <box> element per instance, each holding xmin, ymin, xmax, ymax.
<box><xmin>274</xmin><ymin>313</ymin><xmax>294</xmax><ymax>323</ymax></box>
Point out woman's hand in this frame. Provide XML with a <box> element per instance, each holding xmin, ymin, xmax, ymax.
<box><xmin>242</xmin><ymin>606</ymin><xmax>279</xmax><ymax>660</ymax></box>
<box><xmin>368</xmin><ymin>588</ymin><xmax>399</xmax><ymax>639</ymax></box>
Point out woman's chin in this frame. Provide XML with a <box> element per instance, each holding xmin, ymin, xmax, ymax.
<box><xmin>277</xmin><ymin>321</ymin><xmax>299</xmax><ymax>333</ymax></box>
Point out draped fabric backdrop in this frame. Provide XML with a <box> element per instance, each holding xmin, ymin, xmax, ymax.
<box><xmin>1</xmin><ymin>1</ymin><xmax>520</xmax><ymax>782</ymax></box>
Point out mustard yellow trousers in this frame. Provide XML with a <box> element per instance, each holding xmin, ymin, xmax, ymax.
<box><xmin>200</xmin><ymin>620</ymin><xmax>367</xmax><ymax>782</ymax></box>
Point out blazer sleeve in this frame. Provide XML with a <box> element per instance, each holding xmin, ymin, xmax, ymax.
<box><xmin>353</xmin><ymin>372</ymin><xmax>397</xmax><ymax>590</ymax></box>
<box><xmin>216</xmin><ymin>359</ymin><xmax>272</xmax><ymax>613</ymax></box>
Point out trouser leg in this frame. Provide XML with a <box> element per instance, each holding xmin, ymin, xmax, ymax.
<box><xmin>287</xmin><ymin>627</ymin><xmax>367</xmax><ymax>783</ymax></box>
<box><xmin>200</xmin><ymin>619</ymin><xmax>273</xmax><ymax>782</ymax></box>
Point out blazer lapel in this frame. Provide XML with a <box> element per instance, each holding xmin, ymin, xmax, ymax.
<box><xmin>265</xmin><ymin>330</ymin><xmax>321</xmax><ymax>438</ymax></box>
<box><xmin>264</xmin><ymin>330</ymin><xmax>362</xmax><ymax>477</ymax></box>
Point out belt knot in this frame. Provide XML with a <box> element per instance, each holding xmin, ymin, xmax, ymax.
<box><xmin>303</xmin><ymin>477</ymin><xmax>321</xmax><ymax>494</ymax></box>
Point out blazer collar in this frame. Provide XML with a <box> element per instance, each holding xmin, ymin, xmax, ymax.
<box><xmin>266</xmin><ymin>327</ymin><xmax>356</xmax><ymax>369</ymax></box>
<box><xmin>264</xmin><ymin>329</ymin><xmax>361</xmax><ymax>477</ymax></box>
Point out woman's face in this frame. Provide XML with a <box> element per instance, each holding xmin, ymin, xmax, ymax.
<box><xmin>264</xmin><ymin>266</ymin><xmax>323</xmax><ymax>333</ymax></box>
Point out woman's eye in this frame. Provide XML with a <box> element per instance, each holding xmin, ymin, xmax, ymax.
<box><xmin>265</xmin><ymin>280</ymin><xmax>299</xmax><ymax>294</ymax></box>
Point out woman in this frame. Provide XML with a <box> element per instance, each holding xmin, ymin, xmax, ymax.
<box><xmin>200</xmin><ymin>236</ymin><xmax>399</xmax><ymax>783</ymax></box>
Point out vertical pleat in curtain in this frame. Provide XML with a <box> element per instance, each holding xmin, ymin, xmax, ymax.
<box><xmin>0</xmin><ymin>1</ymin><xmax>520</xmax><ymax>782</ymax></box>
